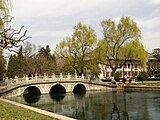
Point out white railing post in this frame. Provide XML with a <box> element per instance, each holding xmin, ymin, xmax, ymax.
<box><xmin>31</xmin><ymin>74</ymin><xmax>34</xmax><ymax>80</ymax></box>
<box><xmin>52</xmin><ymin>73</ymin><xmax>55</xmax><ymax>80</ymax></box>
<box><xmin>82</xmin><ymin>74</ymin><xmax>84</xmax><ymax>80</ymax></box>
<box><xmin>67</xmin><ymin>73</ymin><xmax>70</xmax><ymax>80</ymax></box>
<box><xmin>25</xmin><ymin>75</ymin><xmax>29</xmax><ymax>82</ymax></box>
<box><xmin>14</xmin><ymin>76</ymin><xmax>18</xmax><ymax>84</ymax></box>
<box><xmin>60</xmin><ymin>73</ymin><xmax>63</xmax><ymax>80</ymax></box>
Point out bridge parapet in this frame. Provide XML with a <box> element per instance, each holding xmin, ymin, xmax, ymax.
<box><xmin>4</xmin><ymin>73</ymin><xmax>89</xmax><ymax>88</ymax></box>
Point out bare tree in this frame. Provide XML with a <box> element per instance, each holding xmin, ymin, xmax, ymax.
<box><xmin>0</xmin><ymin>16</ymin><xmax>31</xmax><ymax>51</ymax></box>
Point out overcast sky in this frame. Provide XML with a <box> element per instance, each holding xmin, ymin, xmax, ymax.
<box><xmin>11</xmin><ymin>0</ymin><xmax>160</xmax><ymax>52</ymax></box>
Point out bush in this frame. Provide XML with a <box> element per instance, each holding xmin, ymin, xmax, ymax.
<box><xmin>146</xmin><ymin>77</ymin><xmax>160</xmax><ymax>81</ymax></box>
<box><xmin>101</xmin><ymin>78</ymin><xmax>111</xmax><ymax>82</ymax></box>
<box><xmin>137</xmin><ymin>71</ymin><xmax>148</xmax><ymax>82</ymax></box>
<box><xmin>114</xmin><ymin>72</ymin><xmax>121</xmax><ymax>81</ymax></box>
<box><xmin>155</xmin><ymin>73</ymin><xmax>160</xmax><ymax>77</ymax></box>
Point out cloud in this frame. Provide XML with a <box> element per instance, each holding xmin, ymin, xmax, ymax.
<box><xmin>10</xmin><ymin>0</ymin><xmax>160</xmax><ymax>52</ymax></box>
<box><xmin>150</xmin><ymin>0</ymin><xmax>160</xmax><ymax>5</ymax></box>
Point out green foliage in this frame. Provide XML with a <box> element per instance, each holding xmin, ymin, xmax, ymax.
<box><xmin>7</xmin><ymin>55</ymin><xmax>18</xmax><ymax>78</ymax></box>
<box><xmin>6</xmin><ymin>44</ymin><xmax>58</xmax><ymax>78</ymax></box>
<box><xmin>114</xmin><ymin>72</ymin><xmax>121</xmax><ymax>81</ymax></box>
<box><xmin>35</xmin><ymin>45</ymin><xmax>57</xmax><ymax>75</ymax></box>
<box><xmin>146</xmin><ymin>77</ymin><xmax>160</xmax><ymax>81</ymax></box>
<box><xmin>137</xmin><ymin>71</ymin><xmax>148</xmax><ymax>82</ymax></box>
<box><xmin>98</xmin><ymin>16</ymin><xmax>145</xmax><ymax>75</ymax></box>
<box><xmin>55</xmin><ymin>22</ymin><xmax>98</xmax><ymax>75</ymax></box>
<box><xmin>125</xmin><ymin>39</ymin><xmax>147</xmax><ymax>67</ymax></box>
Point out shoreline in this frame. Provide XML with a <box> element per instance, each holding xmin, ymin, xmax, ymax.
<box><xmin>0</xmin><ymin>98</ymin><xmax>76</xmax><ymax>120</ymax></box>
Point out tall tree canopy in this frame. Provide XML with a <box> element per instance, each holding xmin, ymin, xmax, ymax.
<box><xmin>55</xmin><ymin>22</ymin><xmax>98</xmax><ymax>75</ymax></box>
<box><xmin>98</xmin><ymin>16</ymin><xmax>147</xmax><ymax>74</ymax></box>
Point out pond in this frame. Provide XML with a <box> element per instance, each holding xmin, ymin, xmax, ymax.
<box><xmin>8</xmin><ymin>90</ymin><xmax>160</xmax><ymax>120</ymax></box>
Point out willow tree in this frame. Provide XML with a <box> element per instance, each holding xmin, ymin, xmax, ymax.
<box><xmin>98</xmin><ymin>16</ymin><xmax>146</xmax><ymax>75</ymax></box>
<box><xmin>55</xmin><ymin>22</ymin><xmax>98</xmax><ymax>75</ymax></box>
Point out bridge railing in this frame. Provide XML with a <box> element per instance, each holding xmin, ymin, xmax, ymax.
<box><xmin>4</xmin><ymin>73</ymin><xmax>90</xmax><ymax>88</ymax></box>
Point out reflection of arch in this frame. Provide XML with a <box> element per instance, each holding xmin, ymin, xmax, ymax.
<box><xmin>49</xmin><ymin>84</ymin><xmax>66</xmax><ymax>102</ymax></box>
<box><xmin>73</xmin><ymin>84</ymin><xmax>86</xmax><ymax>94</ymax></box>
<box><xmin>49</xmin><ymin>84</ymin><xmax>66</xmax><ymax>94</ymax></box>
<box><xmin>23</xmin><ymin>86</ymin><xmax>41</xmax><ymax>95</ymax></box>
<box><xmin>23</xmin><ymin>86</ymin><xmax>41</xmax><ymax>103</ymax></box>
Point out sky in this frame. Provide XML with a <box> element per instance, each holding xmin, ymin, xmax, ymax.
<box><xmin>10</xmin><ymin>0</ymin><xmax>160</xmax><ymax>53</ymax></box>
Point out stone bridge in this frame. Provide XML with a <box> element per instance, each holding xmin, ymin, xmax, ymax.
<box><xmin>0</xmin><ymin>73</ymin><xmax>117</xmax><ymax>97</ymax></box>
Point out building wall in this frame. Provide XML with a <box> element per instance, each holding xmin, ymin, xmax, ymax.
<box><xmin>99</xmin><ymin>60</ymin><xmax>142</xmax><ymax>79</ymax></box>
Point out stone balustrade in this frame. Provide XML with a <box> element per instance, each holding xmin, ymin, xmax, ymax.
<box><xmin>4</xmin><ymin>73</ymin><xmax>89</xmax><ymax>87</ymax></box>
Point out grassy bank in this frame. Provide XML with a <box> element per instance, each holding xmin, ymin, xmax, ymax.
<box><xmin>0</xmin><ymin>99</ymin><xmax>58</xmax><ymax>120</ymax></box>
<box><xmin>132</xmin><ymin>81</ymin><xmax>160</xmax><ymax>86</ymax></box>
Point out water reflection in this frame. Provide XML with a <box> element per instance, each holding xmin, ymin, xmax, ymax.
<box><xmin>23</xmin><ymin>94</ymin><xmax>40</xmax><ymax>103</ymax></box>
<box><xmin>9</xmin><ymin>91</ymin><xmax>160</xmax><ymax>120</ymax></box>
<box><xmin>50</xmin><ymin>93</ymin><xmax>66</xmax><ymax>102</ymax></box>
<box><xmin>110</xmin><ymin>91</ymin><xmax>129</xmax><ymax>120</ymax></box>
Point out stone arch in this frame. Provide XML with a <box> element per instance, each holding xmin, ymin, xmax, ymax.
<box><xmin>23</xmin><ymin>86</ymin><xmax>41</xmax><ymax>103</ymax></box>
<box><xmin>23</xmin><ymin>86</ymin><xmax>41</xmax><ymax>95</ymax></box>
<box><xmin>49</xmin><ymin>84</ymin><xmax>66</xmax><ymax>94</ymax></box>
<box><xmin>73</xmin><ymin>83</ymin><xmax>86</xmax><ymax>94</ymax></box>
<box><xmin>49</xmin><ymin>84</ymin><xmax>66</xmax><ymax>102</ymax></box>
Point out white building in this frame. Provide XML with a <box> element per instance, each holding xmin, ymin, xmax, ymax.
<box><xmin>99</xmin><ymin>60</ymin><xmax>142</xmax><ymax>79</ymax></box>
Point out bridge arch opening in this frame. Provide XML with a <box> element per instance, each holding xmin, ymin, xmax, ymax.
<box><xmin>49</xmin><ymin>84</ymin><xmax>66</xmax><ymax>94</ymax></box>
<box><xmin>49</xmin><ymin>84</ymin><xmax>66</xmax><ymax>102</ymax></box>
<box><xmin>73</xmin><ymin>84</ymin><xmax>86</xmax><ymax>94</ymax></box>
<box><xmin>23</xmin><ymin>86</ymin><xmax>41</xmax><ymax>95</ymax></box>
<box><xmin>23</xmin><ymin>86</ymin><xmax>41</xmax><ymax>103</ymax></box>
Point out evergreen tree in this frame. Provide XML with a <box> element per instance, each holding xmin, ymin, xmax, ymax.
<box><xmin>7</xmin><ymin>55</ymin><xmax>18</xmax><ymax>78</ymax></box>
<box><xmin>17</xmin><ymin>46</ymin><xmax>25</xmax><ymax>77</ymax></box>
<box><xmin>0</xmin><ymin>51</ymin><xmax>6</xmax><ymax>82</ymax></box>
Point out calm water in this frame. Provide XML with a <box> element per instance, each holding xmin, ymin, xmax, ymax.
<box><xmin>9</xmin><ymin>91</ymin><xmax>160</xmax><ymax>120</ymax></box>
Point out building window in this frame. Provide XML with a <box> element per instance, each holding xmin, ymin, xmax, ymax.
<box><xmin>135</xmin><ymin>64</ymin><xmax>137</xmax><ymax>68</ymax></box>
<box><xmin>128</xmin><ymin>64</ymin><xmax>130</xmax><ymax>68</ymax></box>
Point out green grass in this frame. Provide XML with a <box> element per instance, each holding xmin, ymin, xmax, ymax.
<box><xmin>0</xmin><ymin>99</ymin><xmax>58</xmax><ymax>120</ymax></box>
<box><xmin>132</xmin><ymin>82</ymin><xmax>160</xmax><ymax>86</ymax></box>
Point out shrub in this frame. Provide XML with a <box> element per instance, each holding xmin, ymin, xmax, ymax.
<box><xmin>101</xmin><ymin>78</ymin><xmax>111</xmax><ymax>82</ymax></box>
<box><xmin>114</xmin><ymin>72</ymin><xmax>121</xmax><ymax>81</ymax></box>
<box><xmin>155</xmin><ymin>73</ymin><xmax>160</xmax><ymax>77</ymax></box>
<box><xmin>137</xmin><ymin>71</ymin><xmax>148</xmax><ymax>83</ymax></box>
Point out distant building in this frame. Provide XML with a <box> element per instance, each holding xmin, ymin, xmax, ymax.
<box><xmin>147</xmin><ymin>54</ymin><xmax>160</xmax><ymax>77</ymax></box>
<box><xmin>99</xmin><ymin>59</ymin><xmax>143</xmax><ymax>79</ymax></box>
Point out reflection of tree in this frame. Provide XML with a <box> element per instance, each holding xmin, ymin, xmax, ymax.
<box><xmin>110</xmin><ymin>90</ymin><xmax>129</xmax><ymax>120</ymax></box>
<box><xmin>73</xmin><ymin>107</ymin><xmax>86</xmax><ymax>120</ymax></box>
<box><xmin>110</xmin><ymin>91</ymin><xmax>121</xmax><ymax>120</ymax></box>
<box><xmin>72</xmin><ymin>94</ymin><xmax>86</xmax><ymax>119</ymax></box>
<box><xmin>111</xmin><ymin>103</ymin><xmax>120</xmax><ymax>120</ymax></box>
<box><xmin>122</xmin><ymin>91</ymin><xmax>129</xmax><ymax>120</ymax></box>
